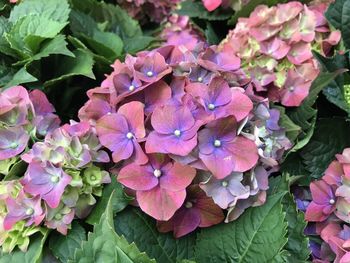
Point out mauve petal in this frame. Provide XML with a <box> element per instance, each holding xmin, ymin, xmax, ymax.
<box><xmin>199</xmin><ymin>149</ymin><xmax>235</xmax><ymax>179</ymax></box>
<box><xmin>131</xmin><ymin>140</ymin><xmax>148</xmax><ymax>165</ymax></box>
<box><xmin>208</xmin><ymin>77</ymin><xmax>231</xmax><ymax>107</ymax></box>
<box><xmin>157</xmin><ymin>219</ymin><xmax>174</xmax><ymax>234</ymax></box>
<box><xmin>144</xmin><ymin>80</ymin><xmax>172</xmax><ymax>114</ymax></box>
<box><xmin>137</xmin><ymin>187</ymin><xmax>186</xmax><ymax>221</ymax></box>
<box><xmin>225</xmin><ymin>136</ymin><xmax>259</xmax><ymax>172</ymax></box>
<box><xmin>98</xmin><ymin>133</ymin><xmax>128</xmax><ymax>152</ymax></box>
<box><xmin>324</xmin><ymin>161</ymin><xmax>343</xmax><ymax>186</ymax></box>
<box><xmin>202</xmin><ymin>0</ymin><xmax>222</xmax><ymax>11</ymax></box>
<box><xmin>112</xmin><ymin>142</ymin><xmax>133</xmax><ymax>164</ymax></box>
<box><xmin>320</xmin><ymin>223</ymin><xmax>341</xmax><ymax>242</ymax></box>
<box><xmin>30</xmin><ymin>89</ymin><xmax>55</xmax><ymax>115</ymax></box>
<box><xmin>280</xmin><ymin>80</ymin><xmax>311</xmax><ymax>107</ymax></box>
<box><xmin>146</xmin><ymin>132</ymin><xmax>197</xmax><ymax>156</ymax></box>
<box><xmin>198</xmin><ymin>129</ymin><xmax>215</xmax><ymax>155</ymax></box>
<box><xmin>305</xmin><ymin>202</ymin><xmax>329</xmax><ymax>222</ymax></box>
<box><xmin>44</xmin><ymin>172</ymin><xmax>71</xmax><ymax>208</ymax></box>
<box><xmin>194</xmin><ymin>190</ymin><xmax>224</xmax><ymax>227</ymax></box>
<box><xmin>96</xmin><ymin>113</ymin><xmax>129</xmax><ymax>136</ymax></box>
<box><xmin>310</xmin><ymin>180</ymin><xmax>334</xmax><ymax>205</ymax></box>
<box><xmin>172</xmin><ymin>207</ymin><xmax>201</xmax><ymax>238</ymax></box>
<box><xmin>226</xmin><ymin>90</ymin><xmax>253</xmax><ymax>121</ymax></box>
<box><xmin>118</xmin><ymin>164</ymin><xmax>158</xmax><ymax>191</ymax></box>
<box><xmin>118</xmin><ymin>101</ymin><xmax>146</xmax><ymax>139</ymax></box>
<box><xmin>185</xmin><ymin>83</ymin><xmax>209</xmax><ymax>102</ymax></box>
<box><xmin>160</xmin><ymin>162</ymin><xmax>196</xmax><ymax>191</ymax></box>
<box><xmin>3</xmin><ymin>215</ymin><xmax>23</xmax><ymax>230</ymax></box>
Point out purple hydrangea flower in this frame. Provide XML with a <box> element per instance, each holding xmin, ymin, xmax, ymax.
<box><xmin>3</xmin><ymin>191</ymin><xmax>44</xmax><ymax>230</ymax></box>
<box><xmin>146</xmin><ymin>105</ymin><xmax>199</xmax><ymax>156</ymax></box>
<box><xmin>0</xmin><ymin>127</ymin><xmax>29</xmax><ymax>160</ymax></box>
<box><xmin>21</xmin><ymin>162</ymin><xmax>71</xmax><ymax>208</ymax></box>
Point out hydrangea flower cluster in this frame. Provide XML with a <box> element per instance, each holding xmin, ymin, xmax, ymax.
<box><xmin>116</xmin><ymin>0</ymin><xmax>181</xmax><ymax>23</ymax></box>
<box><xmin>0</xmin><ymin>86</ymin><xmax>60</xmax><ymax>171</ymax></box>
<box><xmin>79</xmin><ymin>42</ymin><xmax>291</xmax><ymax>237</ymax></box>
<box><xmin>295</xmin><ymin>148</ymin><xmax>350</xmax><ymax>262</ymax></box>
<box><xmin>220</xmin><ymin>1</ymin><xmax>341</xmax><ymax>106</ymax></box>
<box><xmin>0</xmin><ymin>86</ymin><xmax>111</xmax><ymax>252</ymax></box>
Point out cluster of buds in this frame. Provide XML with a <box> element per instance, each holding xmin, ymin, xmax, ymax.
<box><xmin>0</xmin><ymin>86</ymin><xmax>60</xmax><ymax>175</ymax></box>
<box><xmin>116</xmin><ymin>0</ymin><xmax>181</xmax><ymax>23</ymax></box>
<box><xmin>295</xmin><ymin>148</ymin><xmax>350</xmax><ymax>262</ymax></box>
<box><xmin>79</xmin><ymin>41</ymin><xmax>291</xmax><ymax>237</ymax></box>
<box><xmin>220</xmin><ymin>1</ymin><xmax>340</xmax><ymax>106</ymax></box>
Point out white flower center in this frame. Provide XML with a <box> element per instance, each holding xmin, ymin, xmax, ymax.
<box><xmin>51</xmin><ymin>176</ymin><xmax>60</xmax><ymax>183</ymax></box>
<box><xmin>174</xmin><ymin>129</ymin><xmax>181</xmax><ymax>137</ymax></box>
<box><xmin>329</xmin><ymin>199</ymin><xmax>335</xmax><ymax>205</ymax></box>
<box><xmin>185</xmin><ymin>201</ymin><xmax>193</xmax><ymax>208</ymax></box>
<box><xmin>25</xmin><ymin>208</ymin><xmax>34</xmax><ymax>215</ymax></box>
<box><xmin>197</xmin><ymin>77</ymin><xmax>203</xmax><ymax>82</ymax></box>
<box><xmin>9</xmin><ymin>142</ymin><xmax>18</xmax><ymax>149</ymax></box>
<box><xmin>222</xmin><ymin>181</ymin><xmax>228</xmax><ymax>187</ymax></box>
<box><xmin>129</xmin><ymin>85</ymin><xmax>135</xmax><ymax>91</ymax></box>
<box><xmin>214</xmin><ymin>139</ymin><xmax>221</xmax><ymax>147</ymax></box>
<box><xmin>146</xmin><ymin>71</ymin><xmax>153</xmax><ymax>77</ymax></box>
<box><xmin>153</xmin><ymin>169</ymin><xmax>162</xmax><ymax>178</ymax></box>
<box><xmin>54</xmin><ymin>213</ymin><xmax>62</xmax><ymax>220</ymax></box>
<box><xmin>289</xmin><ymin>86</ymin><xmax>295</xmax><ymax>92</ymax></box>
<box><xmin>208</xmin><ymin>103</ymin><xmax>215</xmax><ymax>110</ymax></box>
<box><xmin>126</xmin><ymin>132</ymin><xmax>133</xmax><ymax>139</ymax></box>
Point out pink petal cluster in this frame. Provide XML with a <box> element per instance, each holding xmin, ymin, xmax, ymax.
<box><xmin>0</xmin><ymin>86</ymin><xmax>60</xmax><ymax>161</ymax></box>
<box><xmin>80</xmin><ymin>41</ymin><xmax>291</xmax><ymax>237</ymax></box>
<box><xmin>116</xmin><ymin>0</ymin><xmax>181</xmax><ymax>23</ymax></box>
<box><xmin>301</xmin><ymin>148</ymin><xmax>350</xmax><ymax>262</ymax></box>
<box><xmin>202</xmin><ymin>0</ymin><xmax>250</xmax><ymax>12</ymax></box>
<box><xmin>221</xmin><ymin>1</ymin><xmax>341</xmax><ymax>106</ymax></box>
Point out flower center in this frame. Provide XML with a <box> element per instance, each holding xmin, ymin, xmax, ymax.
<box><xmin>51</xmin><ymin>176</ymin><xmax>60</xmax><ymax>183</ymax></box>
<box><xmin>146</xmin><ymin>71</ymin><xmax>153</xmax><ymax>77</ymax></box>
<box><xmin>126</xmin><ymin>132</ymin><xmax>133</xmax><ymax>139</ymax></box>
<box><xmin>25</xmin><ymin>208</ymin><xmax>34</xmax><ymax>216</ymax></box>
<box><xmin>197</xmin><ymin>77</ymin><xmax>203</xmax><ymax>82</ymax></box>
<box><xmin>185</xmin><ymin>202</ymin><xmax>193</xmax><ymax>208</ymax></box>
<box><xmin>289</xmin><ymin>86</ymin><xmax>295</xmax><ymax>92</ymax></box>
<box><xmin>129</xmin><ymin>85</ymin><xmax>135</xmax><ymax>91</ymax></box>
<box><xmin>9</xmin><ymin>142</ymin><xmax>18</xmax><ymax>149</ymax></box>
<box><xmin>54</xmin><ymin>213</ymin><xmax>62</xmax><ymax>220</ymax></box>
<box><xmin>329</xmin><ymin>199</ymin><xmax>335</xmax><ymax>205</ymax></box>
<box><xmin>221</xmin><ymin>181</ymin><xmax>228</xmax><ymax>187</ymax></box>
<box><xmin>153</xmin><ymin>169</ymin><xmax>162</xmax><ymax>178</ymax></box>
<box><xmin>90</xmin><ymin>175</ymin><xmax>96</xmax><ymax>181</ymax></box>
<box><xmin>214</xmin><ymin>139</ymin><xmax>221</xmax><ymax>147</ymax></box>
<box><xmin>208</xmin><ymin>103</ymin><xmax>215</xmax><ymax>110</ymax></box>
<box><xmin>174</xmin><ymin>129</ymin><xmax>181</xmax><ymax>137</ymax></box>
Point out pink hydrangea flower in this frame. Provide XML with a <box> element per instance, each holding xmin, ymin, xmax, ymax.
<box><xmin>146</xmin><ymin>105</ymin><xmax>199</xmax><ymax>156</ymax></box>
<box><xmin>118</xmin><ymin>154</ymin><xmax>196</xmax><ymax>220</ymax></box>
<box><xmin>0</xmin><ymin>127</ymin><xmax>29</xmax><ymax>160</ymax></box>
<box><xmin>21</xmin><ymin>162</ymin><xmax>71</xmax><ymax>208</ymax></box>
<box><xmin>3</xmin><ymin>191</ymin><xmax>44</xmax><ymax>230</ymax></box>
<box><xmin>157</xmin><ymin>185</ymin><xmax>224</xmax><ymax>237</ymax></box>
<box><xmin>45</xmin><ymin>204</ymin><xmax>75</xmax><ymax>235</ymax></box>
<box><xmin>202</xmin><ymin>0</ymin><xmax>222</xmax><ymax>11</ymax></box>
<box><xmin>198</xmin><ymin>117</ymin><xmax>259</xmax><ymax>179</ymax></box>
<box><xmin>96</xmin><ymin>101</ymin><xmax>147</xmax><ymax>164</ymax></box>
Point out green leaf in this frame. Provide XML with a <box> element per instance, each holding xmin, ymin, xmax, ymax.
<box><xmin>114</xmin><ymin>207</ymin><xmax>197</xmax><ymax>263</ymax></box>
<box><xmin>274</xmin><ymin>105</ymin><xmax>301</xmax><ymax>142</ymax></box>
<box><xmin>194</xmin><ymin>192</ymin><xmax>288</xmax><ymax>263</ymax></box>
<box><xmin>301</xmin><ymin>117</ymin><xmax>350</xmax><ymax>179</ymax></box>
<box><xmin>44</xmin><ymin>49</ymin><xmax>95</xmax><ymax>87</ymax></box>
<box><xmin>205</xmin><ymin>22</ymin><xmax>220</xmax><ymax>45</ymax></box>
<box><xmin>70</xmin><ymin>192</ymin><xmax>155</xmax><ymax>263</ymax></box>
<box><xmin>49</xmin><ymin>222</ymin><xmax>86</xmax><ymax>262</ymax></box>
<box><xmin>124</xmin><ymin>36</ymin><xmax>157</xmax><ymax>54</ymax></box>
<box><xmin>325</xmin><ymin>0</ymin><xmax>350</xmax><ymax>49</ymax></box>
<box><xmin>6</xmin><ymin>15</ymin><xmax>67</xmax><ymax>56</ymax></box>
<box><xmin>0</xmin><ymin>230</ymin><xmax>49</xmax><ymax>263</ymax></box>
<box><xmin>86</xmin><ymin>176</ymin><xmax>132</xmax><ymax>225</ymax></box>
<box><xmin>177</xmin><ymin>0</ymin><xmax>232</xmax><ymax>21</ymax></box>
<box><xmin>9</xmin><ymin>0</ymin><xmax>70</xmax><ymax>24</ymax></box>
<box><xmin>4</xmin><ymin>66</ymin><xmax>37</xmax><ymax>88</ymax></box>
<box><xmin>286</xmin><ymin>70</ymin><xmax>341</xmax><ymax>153</ymax></box>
